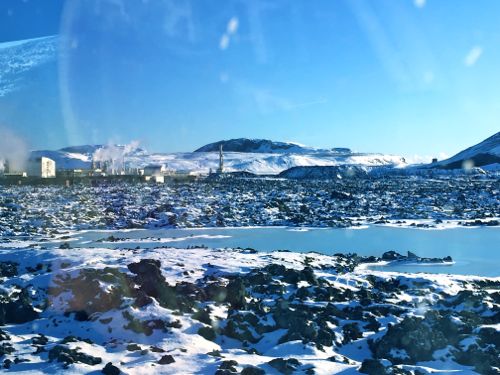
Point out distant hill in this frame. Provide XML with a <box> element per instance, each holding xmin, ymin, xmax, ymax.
<box><xmin>432</xmin><ymin>132</ymin><xmax>500</xmax><ymax>170</ymax></box>
<box><xmin>194</xmin><ymin>138</ymin><xmax>315</xmax><ymax>153</ymax></box>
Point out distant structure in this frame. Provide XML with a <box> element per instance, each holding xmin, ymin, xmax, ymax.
<box><xmin>1</xmin><ymin>159</ymin><xmax>27</xmax><ymax>179</ymax></box>
<box><xmin>432</xmin><ymin>158</ymin><xmax>438</xmax><ymax>163</ymax></box>
<box><xmin>144</xmin><ymin>164</ymin><xmax>167</xmax><ymax>183</ymax></box>
<box><xmin>4</xmin><ymin>160</ymin><xmax>9</xmax><ymax>174</ymax></box>
<box><xmin>217</xmin><ymin>144</ymin><xmax>224</xmax><ymax>174</ymax></box>
<box><xmin>1</xmin><ymin>159</ymin><xmax>9</xmax><ymax>175</ymax></box>
<box><xmin>27</xmin><ymin>157</ymin><xmax>56</xmax><ymax>178</ymax></box>
<box><xmin>144</xmin><ymin>164</ymin><xmax>166</xmax><ymax>176</ymax></box>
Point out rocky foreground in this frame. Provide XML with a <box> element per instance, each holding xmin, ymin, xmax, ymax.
<box><xmin>1</xmin><ymin>176</ymin><xmax>499</xmax><ymax>236</ymax></box>
<box><xmin>0</xmin><ymin>246</ymin><xmax>498</xmax><ymax>374</ymax></box>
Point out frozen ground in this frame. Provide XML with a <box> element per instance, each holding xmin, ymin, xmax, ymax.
<box><xmin>0</xmin><ymin>174</ymin><xmax>498</xmax><ymax>374</ymax></box>
<box><xmin>0</xmin><ymin>245</ymin><xmax>498</xmax><ymax>374</ymax></box>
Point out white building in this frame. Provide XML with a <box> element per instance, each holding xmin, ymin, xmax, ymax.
<box><xmin>27</xmin><ymin>157</ymin><xmax>56</xmax><ymax>178</ymax></box>
<box><xmin>144</xmin><ymin>164</ymin><xmax>166</xmax><ymax>177</ymax></box>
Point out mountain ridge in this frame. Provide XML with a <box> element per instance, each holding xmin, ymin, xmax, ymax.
<box><xmin>194</xmin><ymin>138</ymin><xmax>315</xmax><ymax>153</ymax></box>
<box><xmin>431</xmin><ymin>131</ymin><xmax>500</xmax><ymax>170</ymax></box>
<box><xmin>26</xmin><ymin>139</ymin><xmax>404</xmax><ymax>175</ymax></box>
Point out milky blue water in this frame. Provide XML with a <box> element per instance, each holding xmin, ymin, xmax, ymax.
<box><xmin>72</xmin><ymin>226</ymin><xmax>500</xmax><ymax>277</ymax></box>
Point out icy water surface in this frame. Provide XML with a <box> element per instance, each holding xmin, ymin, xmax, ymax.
<box><xmin>69</xmin><ymin>226</ymin><xmax>500</xmax><ymax>277</ymax></box>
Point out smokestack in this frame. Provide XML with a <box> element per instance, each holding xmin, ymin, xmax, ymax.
<box><xmin>218</xmin><ymin>144</ymin><xmax>224</xmax><ymax>174</ymax></box>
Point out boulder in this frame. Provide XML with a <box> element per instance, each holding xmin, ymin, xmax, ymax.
<box><xmin>158</xmin><ymin>354</ymin><xmax>175</xmax><ymax>365</ymax></box>
<box><xmin>268</xmin><ymin>358</ymin><xmax>302</xmax><ymax>374</ymax></box>
<box><xmin>102</xmin><ymin>362</ymin><xmax>121</xmax><ymax>375</ymax></box>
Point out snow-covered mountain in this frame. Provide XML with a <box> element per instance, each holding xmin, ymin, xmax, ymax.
<box><xmin>432</xmin><ymin>131</ymin><xmax>500</xmax><ymax>170</ymax></box>
<box><xmin>194</xmin><ymin>138</ymin><xmax>319</xmax><ymax>153</ymax></box>
<box><xmin>28</xmin><ymin>140</ymin><xmax>407</xmax><ymax>175</ymax></box>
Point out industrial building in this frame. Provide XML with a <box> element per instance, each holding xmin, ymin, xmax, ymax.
<box><xmin>143</xmin><ymin>164</ymin><xmax>167</xmax><ymax>183</ymax></box>
<box><xmin>144</xmin><ymin>164</ymin><xmax>166</xmax><ymax>177</ymax></box>
<box><xmin>27</xmin><ymin>157</ymin><xmax>56</xmax><ymax>178</ymax></box>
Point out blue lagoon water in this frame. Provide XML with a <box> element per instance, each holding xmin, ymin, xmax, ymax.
<box><xmin>72</xmin><ymin>226</ymin><xmax>500</xmax><ymax>277</ymax></box>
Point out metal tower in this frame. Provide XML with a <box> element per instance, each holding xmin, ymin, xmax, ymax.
<box><xmin>217</xmin><ymin>144</ymin><xmax>224</xmax><ymax>174</ymax></box>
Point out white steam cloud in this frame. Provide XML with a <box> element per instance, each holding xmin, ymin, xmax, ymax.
<box><xmin>0</xmin><ymin>126</ymin><xmax>29</xmax><ymax>173</ymax></box>
<box><xmin>92</xmin><ymin>141</ymin><xmax>140</xmax><ymax>173</ymax></box>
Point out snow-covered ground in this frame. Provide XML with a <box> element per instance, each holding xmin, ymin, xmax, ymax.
<box><xmin>0</xmin><ymin>245</ymin><xmax>497</xmax><ymax>374</ymax></box>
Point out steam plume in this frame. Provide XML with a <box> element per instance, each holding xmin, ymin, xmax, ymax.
<box><xmin>0</xmin><ymin>126</ymin><xmax>29</xmax><ymax>173</ymax></box>
<box><xmin>92</xmin><ymin>141</ymin><xmax>140</xmax><ymax>173</ymax></box>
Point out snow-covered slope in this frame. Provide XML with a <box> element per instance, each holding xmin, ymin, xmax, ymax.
<box><xmin>29</xmin><ymin>141</ymin><xmax>406</xmax><ymax>175</ymax></box>
<box><xmin>433</xmin><ymin>131</ymin><xmax>500</xmax><ymax>170</ymax></box>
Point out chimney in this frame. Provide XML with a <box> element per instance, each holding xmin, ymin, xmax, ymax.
<box><xmin>218</xmin><ymin>144</ymin><xmax>224</xmax><ymax>173</ymax></box>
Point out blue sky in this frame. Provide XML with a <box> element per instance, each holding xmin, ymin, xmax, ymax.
<box><xmin>0</xmin><ymin>0</ymin><xmax>499</xmax><ymax>159</ymax></box>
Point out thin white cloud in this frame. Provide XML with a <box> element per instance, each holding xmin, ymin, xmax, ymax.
<box><xmin>219</xmin><ymin>34</ymin><xmax>230</xmax><ymax>50</ymax></box>
<box><xmin>464</xmin><ymin>46</ymin><xmax>483</xmax><ymax>67</ymax></box>
<box><xmin>414</xmin><ymin>0</ymin><xmax>426</xmax><ymax>9</ymax></box>
<box><xmin>227</xmin><ymin>17</ymin><xmax>239</xmax><ymax>35</ymax></box>
<box><xmin>219</xmin><ymin>16</ymin><xmax>239</xmax><ymax>51</ymax></box>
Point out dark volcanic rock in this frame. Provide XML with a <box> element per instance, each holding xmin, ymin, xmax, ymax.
<box><xmin>0</xmin><ymin>342</ymin><xmax>15</xmax><ymax>356</ymax></box>
<box><xmin>342</xmin><ymin>323</ymin><xmax>363</xmax><ymax>344</ymax></box>
<box><xmin>127</xmin><ymin>259</ymin><xmax>194</xmax><ymax>312</ymax></box>
<box><xmin>369</xmin><ymin>314</ymin><xmax>456</xmax><ymax>364</ymax></box>
<box><xmin>0</xmin><ymin>288</ymin><xmax>39</xmax><ymax>324</ymax></box>
<box><xmin>49</xmin><ymin>267</ymin><xmax>133</xmax><ymax>316</ymax></box>
<box><xmin>226</xmin><ymin>277</ymin><xmax>247</xmax><ymax>309</ymax></box>
<box><xmin>241</xmin><ymin>366</ymin><xmax>266</xmax><ymax>375</ymax></box>
<box><xmin>126</xmin><ymin>343</ymin><xmax>141</xmax><ymax>351</ymax></box>
<box><xmin>198</xmin><ymin>326</ymin><xmax>216</xmax><ymax>341</ymax></box>
<box><xmin>0</xmin><ymin>262</ymin><xmax>18</xmax><ymax>277</ymax></box>
<box><xmin>102</xmin><ymin>362</ymin><xmax>121</xmax><ymax>375</ymax></box>
<box><xmin>122</xmin><ymin>311</ymin><xmax>169</xmax><ymax>336</ymax></box>
<box><xmin>223</xmin><ymin>311</ymin><xmax>263</xmax><ymax>343</ymax></box>
<box><xmin>359</xmin><ymin>359</ymin><xmax>389</xmax><ymax>374</ymax></box>
<box><xmin>48</xmin><ymin>345</ymin><xmax>102</xmax><ymax>367</ymax></box>
<box><xmin>0</xmin><ymin>329</ymin><xmax>11</xmax><ymax>341</ymax></box>
<box><xmin>31</xmin><ymin>334</ymin><xmax>48</xmax><ymax>346</ymax></box>
<box><xmin>268</xmin><ymin>358</ymin><xmax>302</xmax><ymax>374</ymax></box>
<box><xmin>158</xmin><ymin>354</ymin><xmax>175</xmax><ymax>365</ymax></box>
